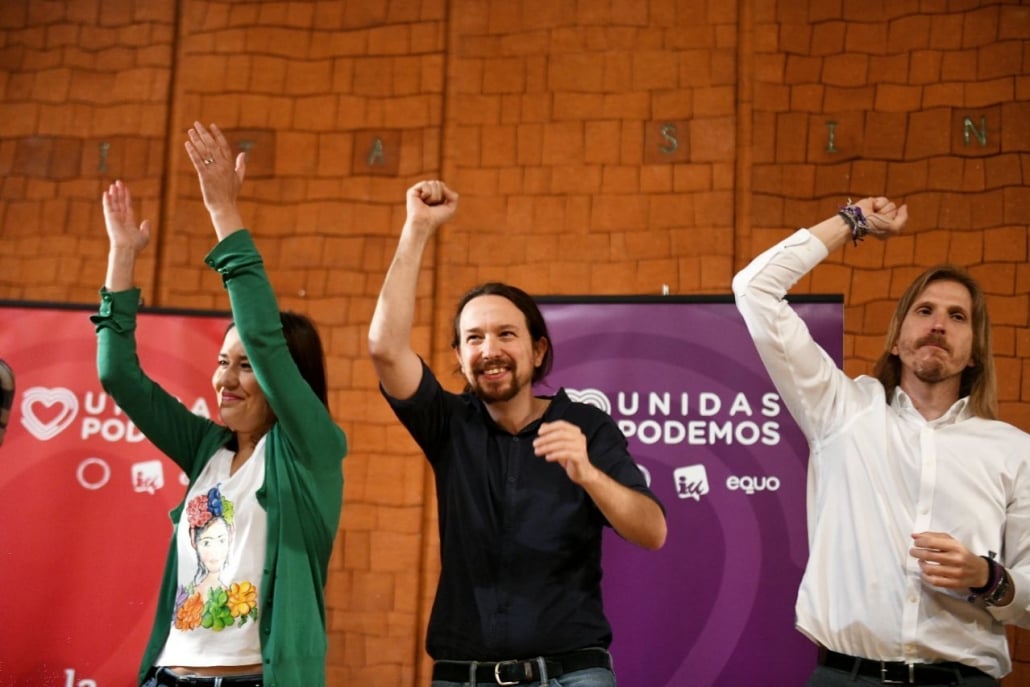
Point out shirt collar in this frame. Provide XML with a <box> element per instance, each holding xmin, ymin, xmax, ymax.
<box><xmin>470</xmin><ymin>388</ymin><xmax>568</xmax><ymax>436</ymax></box>
<box><xmin>890</xmin><ymin>386</ymin><xmax>971</xmax><ymax>426</ymax></box>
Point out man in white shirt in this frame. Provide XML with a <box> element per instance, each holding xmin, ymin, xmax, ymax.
<box><xmin>733</xmin><ymin>196</ymin><xmax>1030</xmax><ymax>686</ymax></box>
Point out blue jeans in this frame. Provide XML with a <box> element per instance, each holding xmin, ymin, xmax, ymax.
<box><xmin>431</xmin><ymin>666</ymin><xmax>617</xmax><ymax>687</ymax></box>
<box><xmin>806</xmin><ymin>665</ymin><xmax>998</xmax><ymax>687</ymax></box>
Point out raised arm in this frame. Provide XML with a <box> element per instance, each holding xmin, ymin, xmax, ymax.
<box><xmin>187</xmin><ymin>122</ymin><xmax>345</xmax><ymax>467</ymax></box>
<box><xmin>96</xmin><ymin>180</ymin><xmax>224</xmax><ymax>469</ymax></box>
<box><xmin>808</xmin><ymin>196</ymin><xmax>907</xmax><ymax>252</ymax></box>
<box><xmin>732</xmin><ymin>196</ymin><xmax>908</xmax><ymax>439</ymax></box>
<box><xmin>184</xmin><ymin>121</ymin><xmax>247</xmax><ymax>240</ymax></box>
<box><xmin>102</xmin><ymin>180</ymin><xmax>151</xmax><ymax>292</ymax></box>
<box><xmin>368</xmin><ymin>180</ymin><xmax>458</xmax><ymax>400</ymax></box>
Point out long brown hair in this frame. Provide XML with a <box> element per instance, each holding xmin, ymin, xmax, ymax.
<box><xmin>872</xmin><ymin>265</ymin><xmax>996</xmax><ymax>419</ymax></box>
<box><xmin>450</xmin><ymin>282</ymin><xmax>553</xmax><ymax>390</ymax></box>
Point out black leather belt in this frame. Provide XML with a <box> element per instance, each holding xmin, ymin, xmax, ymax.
<box><xmin>153</xmin><ymin>667</ymin><xmax>263</xmax><ymax>687</ymax></box>
<box><xmin>432</xmin><ymin>649</ymin><xmax>612</xmax><ymax>685</ymax></box>
<box><xmin>821</xmin><ymin>649</ymin><xmax>992</xmax><ymax>685</ymax></box>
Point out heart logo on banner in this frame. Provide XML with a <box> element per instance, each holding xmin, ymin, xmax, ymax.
<box><xmin>20</xmin><ymin>386</ymin><xmax>79</xmax><ymax>441</ymax></box>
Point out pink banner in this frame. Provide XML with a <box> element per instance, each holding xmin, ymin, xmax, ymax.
<box><xmin>0</xmin><ymin>303</ymin><xmax>229</xmax><ymax>687</ymax></box>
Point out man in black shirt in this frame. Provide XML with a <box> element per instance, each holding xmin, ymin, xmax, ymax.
<box><xmin>369</xmin><ymin>180</ymin><xmax>667</xmax><ymax>686</ymax></box>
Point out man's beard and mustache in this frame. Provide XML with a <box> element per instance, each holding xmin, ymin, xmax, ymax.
<box><xmin>468</xmin><ymin>355</ymin><xmax>527</xmax><ymax>404</ymax></box>
<box><xmin>910</xmin><ymin>333</ymin><xmax>955</xmax><ymax>384</ymax></box>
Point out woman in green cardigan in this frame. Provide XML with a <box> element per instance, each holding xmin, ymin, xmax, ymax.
<box><xmin>95</xmin><ymin>122</ymin><xmax>347</xmax><ymax>687</ymax></box>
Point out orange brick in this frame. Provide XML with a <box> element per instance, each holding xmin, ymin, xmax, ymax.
<box><xmin>941</xmin><ymin>49</ymin><xmax>978</xmax><ymax>81</ymax></box>
<box><xmin>583</xmin><ymin>121</ymin><xmax>621</xmax><ymax>165</ymax></box>
<box><xmin>630</xmin><ymin>50</ymin><xmax>678</xmax><ymax>90</ymax></box>
<box><xmin>630</xmin><ymin>164</ymin><xmax>667</xmax><ymax>193</ymax></box>
<box><xmin>451</xmin><ymin>94</ymin><xmax>500</xmax><ymax>125</ymax></box>
<box><xmin>985</xmin><ymin>153</ymin><xmax>1023</xmax><ymax>189</ymax></box>
<box><xmin>472</xmin><ymin>57</ymin><xmax>521</xmax><ymax>98</ymax></box>
<box><xmin>548</xmin><ymin>52</ymin><xmax>604</xmax><ymax>92</ymax></box>
<box><xmin>811</xmin><ymin>21</ymin><xmax>845</xmax><ymax>56</ymax></box>
<box><xmin>540</xmin><ymin>121</ymin><xmax>583</xmax><ymax>165</ymax></box>
<box><xmin>1002</xmin><ymin>102</ymin><xmax>1030</xmax><ymax>152</ymax></box>
<box><xmin>928</xmin><ymin>13</ymin><xmax>963</xmax><ymax>49</ymax></box>
<box><xmin>779</xmin><ymin>23</ymin><xmax>811</xmax><ymax>54</ymax></box>
<box><xmin>1003</xmin><ymin>186</ymin><xmax>1030</xmax><ymax>226</ymax></box>
<box><xmin>886</xmin><ymin>160</ymin><xmax>928</xmax><ymax>196</ymax></box>
<box><xmin>970</xmin><ymin>262</ymin><xmax>1016</xmax><ymax>296</ymax></box>
<box><xmin>987</xmin><ymin>294</ymin><xmax>1030</xmax><ymax>327</ymax></box>
<box><xmin>963</xmin><ymin>6</ymin><xmax>1000</xmax><ymax>48</ymax></box>
<box><xmin>905</xmin><ymin>108</ymin><xmax>952</xmax><ymax>158</ymax></box>
<box><xmin>691</xmin><ymin>116</ymin><xmax>735</xmax><ymax>163</ymax></box>
<box><xmin>673</xmin><ymin>164</ymin><xmax>714</xmax><ymax>193</ymax></box>
<box><xmin>711</xmin><ymin>48</ymin><xmax>735</xmax><ymax>84</ymax></box>
<box><xmin>906</xmin><ymin>50</ymin><xmax>941</xmax><ymax>84</ymax></box>
<box><xmin>823</xmin><ymin>85</ymin><xmax>874</xmax><ymax>112</ymax></box>
<box><xmin>823</xmin><ymin>54</ymin><xmax>868</xmax><ymax>87</ymax></box>
<box><xmin>985</xmin><ymin>227</ymin><xmax>1028</xmax><ymax>263</ymax></box>
<box><xmin>553</xmin><ymin>93</ymin><xmax>605</xmax><ymax>120</ymax></box>
<box><xmin>811</xmin><ymin>162</ymin><xmax>852</xmax><ymax>199</ymax></box>
<box><xmin>784</xmin><ymin>55</ymin><xmax>821</xmax><ymax>84</ymax></box>
<box><xmin>923</xmin><ymin>82</ymin><xmax>964</xmax><ymax>109</ymax></box>
<box><xmin>694</xmin><ymin>86</ymin><xmax>735</xmax><ymax>116</ymax></box>
<box><xmin>966</xmin><ymin>78</ymin><xmax>1014</xmax><ymax>108</ymax></box>
<box><xmin>791</xmin><ymin>84</ymin><xmax>824</xmax><ymax>112</ymax></box>
<box><xmin>886</xmin><ymin>14</ymin><xmax>930</xmax><ymax>53</ymax></box>
<box><xmin>1000</xmin><ymin>6</ymin><xmax>1030</xmax><ymax>40</ymax></box>
<box><xmin>774</xmin><ymin>111</ymin><xmax>808</xmax><ymax>163</ymax></box>
<box><xmin>947</xmin><ymin>229</ymin><xmax>984</xmax><ymax>264</ymax></box>
<box><xmin>844</xmin><ymin>21</ymin><xmax>887</xmax><ymax>52</ymax></box>
<box><xmin>601</xmin><ymin>92</ymin><xmax>649</xmax><ymax>119</ymax></box>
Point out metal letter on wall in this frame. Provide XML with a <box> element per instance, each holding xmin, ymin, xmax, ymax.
<box><xmin>962</xmin><ymin>116</ymin><xmax>987</xmax><ymax>147</ymax></box>
<box><xmin>227</xmin><ymin>129</ymin><xmax>276</xmax><ymax>178</ymax></box>
<box><xmin>644</xmin><ymin>121</ymin><xmax>691</xmax><ymax>164</ymax></box>
<box><xmin>825</xmin><ymin>121</ymin><xmax>838</xmax><ymax>153</ymax></box>
<box><xmin>353</xmin><ymin>130</ymin><xmax>401</xmax><ymax>176</ymax></box>
<box><xmin>951</xmin><ymin>107</ymin><xmax>999</xmax><ymax>157</ymax></box>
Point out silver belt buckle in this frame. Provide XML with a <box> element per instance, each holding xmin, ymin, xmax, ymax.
<box><xmin>879</xmin><ymin>661</ymin><xmax>915</xmax><ymax>684</ymax></box>
<box><xmin>494</xmin><ymin>660</ymin><xmax>520</xmax><ymax>686</ymax></box>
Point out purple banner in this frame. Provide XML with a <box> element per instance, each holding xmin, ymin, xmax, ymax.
<box><xmin>537</xmin><ymin>298</ymin><xmax>842</xmax><ymax>687</ymax></box>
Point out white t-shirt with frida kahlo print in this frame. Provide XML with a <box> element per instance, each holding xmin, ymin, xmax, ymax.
<box><xmin>156</xmin><ymin>437</ymin><xmax>268</xmax><ymax>667</ymax></box>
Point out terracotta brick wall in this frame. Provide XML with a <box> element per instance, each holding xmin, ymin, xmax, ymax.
<box><xmin>0</xmin><ymin>0</ymin><xmax>1026</xmax><ymax>684</ymax></box>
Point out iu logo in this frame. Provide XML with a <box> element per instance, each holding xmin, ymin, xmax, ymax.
<box><xmin>20</xmin><ymin>386</ymin><xmax>79</xmax><ymax>440</ymax></box>
<box><xmin>673</xmin><ymin>464</ymin><xmax>710</xmax><ymax>501</ymax></box>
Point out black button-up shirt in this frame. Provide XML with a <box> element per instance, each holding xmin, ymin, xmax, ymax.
<box><xmin>385</xmin><ymin>361</ymin><xmax>661</xmax><ymax>660</ymax></box>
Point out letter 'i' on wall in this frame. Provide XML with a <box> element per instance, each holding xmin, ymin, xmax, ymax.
<box><xmin>825</xmin><ymin>122</ymin><xmax>837</xmax><ymax>153</ymax></box>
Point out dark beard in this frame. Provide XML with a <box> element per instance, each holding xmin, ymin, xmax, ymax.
<box><xmin>470</xmin><ymin>375</ymin><xmax>522</xmax><ymax>404</ymax></box>
<box><xmin>468</xmin><ymin>357</ymin><xmax>524</xmax><ymax>404</ymax></box>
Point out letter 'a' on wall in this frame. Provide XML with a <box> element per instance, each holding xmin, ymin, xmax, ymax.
<box><xmin>0</xmin><ymin>302</ymin><xmax>230</xmax><ymax>687</ymax></box>
<box><xmin>536</xmin><ymin>295</ymin><xmax>842</xmax><ymax>687</ymax></box>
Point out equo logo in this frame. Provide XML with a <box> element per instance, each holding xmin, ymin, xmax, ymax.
<box><xmin>726</xmin><ymin>475</ymin><xmax>781</xmax><ymax>494</ymax></box>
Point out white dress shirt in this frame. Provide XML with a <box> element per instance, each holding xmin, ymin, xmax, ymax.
<box><xmin>732</xmin><ymin>228</ymin><xmax>1030</xmax><ymax>677</ymax></box>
